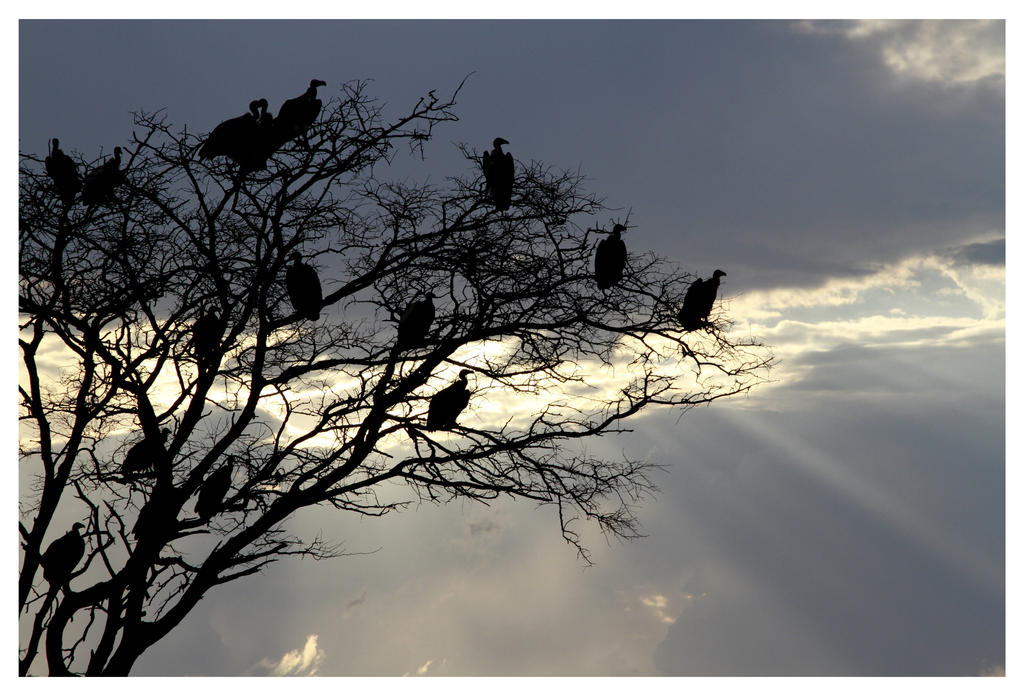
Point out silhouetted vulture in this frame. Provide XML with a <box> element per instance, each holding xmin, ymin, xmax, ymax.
<box><xmin>122</xmin><ymin>427</ymin><xmax>171</xmax><ymax>479</ymax></box>
<box><xmin>199</xmin><ymin>100</ymin><xmax>260</xmax><ymax>161</ymax></box>
<box><xmin>427</xmin><ymin>369</ymin><xmax>473</xmax><ymax>430</ymax></box>
<box><xmin>131</xmin><ymin>490</ymin><xmax>173</xmax><ymax>540</ymax></box>
<box><xmin>396</xmin><ymin>292</ymin><xmax>435</xmax><ymax>349</ymax></box>
<box><xmin>273</xmin><ymin>79</ymin><xmax>327</xmax><ymax>147</ymax></box>
<box><xmin>257</xmin><ymin>98</ymin><xmax>274</xmax><ymax>130</ymax></box>
<box><xmin>482</xmin><ymin>137</ymin><xmax>514</xmax><ymax>210</ymax></box>
<box><xmin>80</xmin><ymin>146</ymin><xmax>123</xmax><ymax>206</ymax></box>
<box><xmin>286</xmin><ymin>252</ymin><xmax>323</xmax><ymax>321</ymax></box>
<box><xmin>252</xmin><ymin>98</ymin><xmax>276</xmax><ymax>164</ymax></box>
<box><xmin>594</xmin><ymin>224</ymin><xmax>628</xmax><ymax>290</ymax></box>
<box><xmin>40</xmin><ymin>523</ymin><xmax>86</xmax><ymax>588</ymax></box>
<box><xmin>678</xmin><ymin>269</ymin><xmax>727</xmax><ymax>331</ymax></box>
<box><xmin>193</xmin><ymin>307</ymin><xmax>224</xmax><ymax>365</ymax></box>
<box><xmin>195</xmin><ymin>457</ymin><xmax>234</xmax><ymax>520</ymax></box>
<box><xmin>45</xmin><ymin>138</ymin><xmax>81</xmax><ymax>207</ymax></box>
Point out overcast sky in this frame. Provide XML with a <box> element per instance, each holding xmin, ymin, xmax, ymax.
<box><xmin>17</xmin><ymin>17</ymin><xmax>1007</xmax><ymax>679</ymax></box>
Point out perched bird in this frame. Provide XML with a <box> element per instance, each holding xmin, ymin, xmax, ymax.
<box><xmin>594</xmin><ymin>224</ymin><xmax>628</xmax><ymax>290</ymax></box>
<box><xmin>193</xmin><ymin>307</ymin><xmax>225</xmax><ymax>366</ymax></box>
<box><xmin>45</xmin><ymin>138</ymin><xmax>81</xmax><ymax>207</ymax></box>
<box><xmin>195</xmin><ymin>457</ymin><xmax>234</xmax><ymax>520</ymax></box>
<box><xmin>237</xmin><ymin>98</ymin><xmax>279</xmax><ymax>171</ymax></box>
<box><xmin>285</xmin><ymin>252</ymin><xmax>323</xmax><ymax>321</ymax></box>
<box><xmin>40</xmin><ymin>523</ymin><xmax>86</xmax><ymax>588</ymax></box>
<box><xmin>122</xmin><ymin>427</ymin><xmax>171</xmax><ymax>479</ymax></box>
<box><xmin>678</xmin><ymin>270</ymin><xmax>727</xmax><ymax>331</ymax></box>
<box><xmin>426</xmin><ymin>369</ymin><xmax>474</xmax><ymax>430</ymax></box>
<box><xmin>396</xmin><ymin>292</ymin><xmax>435</xmax><ymax>349</ymax></box>
<box><xmin>199</xmin><ymin>100</ymin><xmax>262</xmax><ymax>165</ymax></box>
<box><xmin>250</xmin><ymin>98</ymin><xmax>277</xmax><ymax>167</ymax></box>
<box><xmin>80</xmin><ymin>146</ymin><xmax>123</xmax><ymax>206</ymax></box>
<box><xmin>273</xmin><ymin>79</ymin><xmax>327</xmax><ymax>147</ymax></box>
<box><xmin>481</xmin><ymin>137</ymin><xmax>514</xmax><ymax>211</ymax></box>
<box><xmin>202</xmin><ymin>99</ymin><xmax>276</xmax><ymax>172</ymax></box>
<box><xmin>257</xmin><ymin>98</ymin><xmax>274</xmax><ymax>130</ymax></box>
<box><xmin>131</xmin><ymin>490</ymin><xmax>174</xmax><ymax>540</ymax></box>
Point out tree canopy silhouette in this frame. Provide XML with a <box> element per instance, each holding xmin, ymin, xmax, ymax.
<box><xmin>19</xmin><ymin>77</ymin><xmax>771</xmax><ymax>675</ymax></box>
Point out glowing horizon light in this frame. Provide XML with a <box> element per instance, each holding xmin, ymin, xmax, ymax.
<box><xmin>18</xmin><ymin>243</ymin><xmax>1003</xmax><ymax>452</ymax></box>
<box><xmin>723</xmin><ymin>247</ymin><xmax>1004</xmax><ymax>407</ymax></box>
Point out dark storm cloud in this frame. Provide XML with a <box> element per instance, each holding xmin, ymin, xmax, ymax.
<box><xmin>781</xmin><ymin>340</ymin><xmax>1005</xmax><ymax>399</ymax></box>
<box><xmin>20</xmin><ymin>20</ymin><xmax>1003</xmax><ymax>296</ymax></box>
<box><xmin>632</xmin><ymin>20</ymin><xmax>1004</xmax><ymax>291</ymax></box>
<box><xmin>948</xmin><ymin>238</ymin><xmax>1005</xmax><ymax>267</ymax></box>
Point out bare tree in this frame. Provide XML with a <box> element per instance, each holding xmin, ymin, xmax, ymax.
<box><xmin>19</xmin><ymin>78</ymin><xmax>772</xmax><ymax>676</ymax></box>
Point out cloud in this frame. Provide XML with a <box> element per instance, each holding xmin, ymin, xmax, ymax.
<box><xmin>795</xmin><ymin>20</ymin><xmax>1004</xmax><ymax>85</ymax></box>
<box><xmin>721</xmin><ymin>245</ymin><xmax>1004</xmax><ymax>405</ymax></box>
<box><xmin>639</xmin><ymin>593</ymin><xmax>678</xmax><ymax>626</ymax></box>
<box><xmin>401</xmin><ymin>657</ymin><xmax>451</xmax><ymax>676</ymax></box>
<box><xmin>948</xmin><ymin>238</ymin><xmax>1004</xmax><ymax>267</ymax></box>
<box><xmin>732</xmin><ymin>245</ymin><xmax>1004</xmax><ymax>322</ymax></box>
<box><xmin>252</xmin><ymin>634</ymin><xmax>324</xmax><ymax>676</ymax></box>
